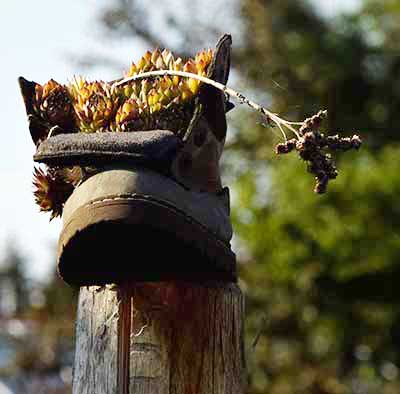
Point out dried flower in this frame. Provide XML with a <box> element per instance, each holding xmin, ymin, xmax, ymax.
<box><xmin>275</xmin><ymin>113</ymin><xmax>362</xmax><ymax>193</ymax></box>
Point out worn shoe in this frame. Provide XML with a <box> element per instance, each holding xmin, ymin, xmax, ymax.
<box><xmin>20</xmin><ymin>35</ymin><xmax>236</xmax><ymax>285</ymax></box>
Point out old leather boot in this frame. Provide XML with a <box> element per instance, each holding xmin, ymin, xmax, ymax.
<box><xmin>20</xmin><ymin>35</ymin><xmax>236</xmax><ymax>286</ymax></box>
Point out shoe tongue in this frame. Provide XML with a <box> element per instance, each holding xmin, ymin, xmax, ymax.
<box><xmin>208</xmin><ymin>34</ymin><xmax>232</xmax><ymax>85</ymax></box>
<box><xmin>192</xmin><ymin>34</ymin><xmax>232</xmax><ymax>142</ymax></box>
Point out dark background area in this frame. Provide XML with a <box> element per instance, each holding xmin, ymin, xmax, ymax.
<box><xmin>1</xmin><ymin>1</ymin><xmax>400</xmax><ymax>393</ymax></box>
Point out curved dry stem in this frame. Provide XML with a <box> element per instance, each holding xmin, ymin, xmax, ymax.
<box><xmin>114</xmin><ymin>70</ymin><xmax>303</xmax><ymax>140</ymax></box>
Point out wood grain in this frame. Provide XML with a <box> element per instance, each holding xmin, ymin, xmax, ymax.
<box><xmin>73</xmin><ymin>282</ymin><xmax>245</xmax><ymax>394</ymax></box>
<box><xmin>72</xmin><ymin>286</ymin><xmax>119</xmax><ymax>394</ymax></box>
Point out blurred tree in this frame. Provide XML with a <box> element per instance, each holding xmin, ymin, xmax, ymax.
<box><xmin>0</xmin><ymin>245</ymin><xmax>29</xmax><ymax>315</ymax></box>
<box><xmin>234</xmin><ymin>146</ymin><xmax>400</xmax><ymax>393</ymax></box>
<box><xmin>229</xmin><ymin>2</ymin><xmax>400</xmax><ymax>392</ymax></box>
<box><xmin>85</xmin><ymin>0</ymin><xmax>400</xmax><ymax>393</ymax></box>
<box><xmin>40</xmin><ymin>271</ymin><xmax>78</xmax><ymax>318</ymax></box>
<box><xmin>0</xmin><ymin>246</ymin><xmax>76</xmax><ymax>394</ymax></box>
<box><xmin>97</xmin><ymin>0</ymin><xmax>242</xmax><ymax>56</ymax></box>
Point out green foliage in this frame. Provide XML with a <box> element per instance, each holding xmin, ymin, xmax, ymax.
<box><xmin>235</xmin><ymin>146</ymin><xmax>400</xmax><ymax>282</ymax></box>
<box><xmin>235</xmin><ymin>146</ymin><xmax>400</xmax><ymax>392</ymax></box>
<box><xmin>0</xmin><ymin>247</ymin><xmax>76</xmax><ymax>392</ymax></box>
<box><xmin>226</xmin><ymin>1</ymin><xmax>400</xmax><ymax>392</ymax></box>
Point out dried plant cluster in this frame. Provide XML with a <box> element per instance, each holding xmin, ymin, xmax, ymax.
<box><xmin>31</xmin><ymin>47</ymin><xmax>362</xmax><ymax>219</ymax></box>
<box><xmin>274</xmin><ymin>111</ymin><xmax>362</xmax><ymax>193</ymax></box>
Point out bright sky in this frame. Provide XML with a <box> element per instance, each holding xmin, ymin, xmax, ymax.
<box><xmin>313</xmin><ymin>0</ymin><xmax>362</xmax><ymax>17</ymax></box>
<box><xmin>0</xmin><ymin>1</ymin><xmax>146</xmax><ymax>281</ymax></box>
<box><xmin>0</xmin><ymin>0</ymin><xmax>362</xmax><ymax>282</ymax></box>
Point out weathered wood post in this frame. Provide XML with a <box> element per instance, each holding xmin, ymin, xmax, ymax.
<box><xmin>20</xmin><ymin>34</ymin><xmax>244</xmax><ymax>394</ymax></box>
<box><xmin>73</xmin><ymin>281</ymin><xmax>244</xmax><ymax>394</ymax></box>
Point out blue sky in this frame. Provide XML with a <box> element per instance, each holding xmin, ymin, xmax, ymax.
<box><xmin>0</xmin><ymin>0</ymin><xmax>362</xmax><ymax>281</ymax></box>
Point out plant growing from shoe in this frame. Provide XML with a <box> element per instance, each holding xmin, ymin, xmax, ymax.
<box><xmin>31</xmin><ymin>47</ymin><xmax>361</xmax><ymax>219</ymax></box>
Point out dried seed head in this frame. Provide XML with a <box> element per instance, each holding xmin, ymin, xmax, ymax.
<box><xmin>279</xmin><ymin>111</ymin><xmax>362</xmax><ymax>195</ymax></box>
<box><xmin>299</xmin><ymin>110</ymin><xmax>328</xmax><ymax>135</ymax></box>
<box><xmin>275</xmin><ymin>143</ymin><xmax>289</xmax><ymax>154</ymax></box>
<box><xmin>351</xmin><ymin>135</ymin><xmax>362</xmax><ymax>149</ymax></box>
<box><xmin>314</xmin><ymin>174</ymin><xmax>329</xmax><ymax>194</ymax></box>
<box><xmin>275</xmin><ymin>138</ymin><xmax>298</xmax><ymax>155</ymax></box>
<box><xmin>303</xmin><ymin>132</ymin><xmax>317</xmax><ymax>149</ymax></box>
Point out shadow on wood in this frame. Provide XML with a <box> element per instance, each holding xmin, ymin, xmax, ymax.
<box><xmin>73</xmin><ymin>283</ymin><xmax>245</xmax><ymax>394</ymax></box>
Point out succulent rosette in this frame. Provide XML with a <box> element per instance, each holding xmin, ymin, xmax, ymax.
<box><xmin>32</xmin><ymin>79</ymin><xmax>74</xmax><ymax>131</ymax></box>
<box><xmin>33</xmin><ymin>166</ymin><xmax>77</xmax><ymax>220</ymax></box>
<box><xmin>68</xmin><ymin>77</ymin><xmax>120</xmax><ymax>133</ymax></box>
<box><xmin>112</xmin><ymin>48</ymin><xmax>214</xmax><ymax>133</ymax></box>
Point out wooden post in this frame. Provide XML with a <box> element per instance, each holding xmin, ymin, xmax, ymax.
<box><xmin>72</xmin><ymin>286</ymin><xmax>119</xmax><ymax>394</ymax></box>
<box><xmin>20</xmin><ymin>32</ymin><xmax>242</xmax><ymax>394</ymax></box>
<box><xmin>72</xmin><ymin>281</ymin><xmax>245</xmax><ymax>394</ymax></box>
